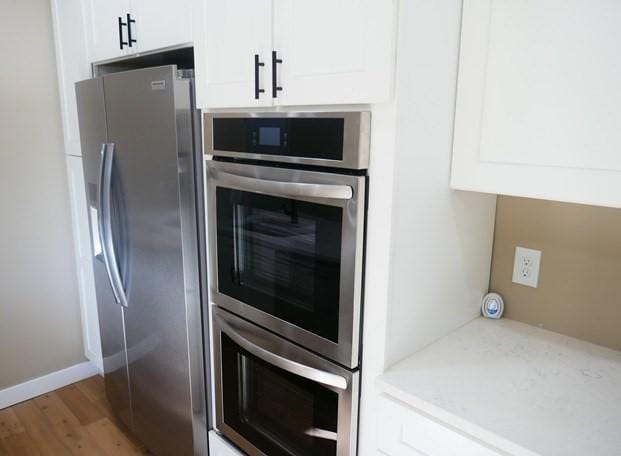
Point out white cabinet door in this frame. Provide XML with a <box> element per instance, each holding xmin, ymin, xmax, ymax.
<box><xmin>66</xmin><ymin>156</ymin><xmax>103</xmax><ymax>371</ymax></box>
<box><xmin>452</xmin><ymin>0</ymin><xmax>621</xmax><ymax>208</ymax></box>
<box><xmin>132</xmin><ymin>0</ymin><xmax>192</xmax><ymax>54</ymax></box>
<box><xmin>83</xmin><ymin>0</ymin><xmax>132</xmax><ymax>62</ymax></box>
<box><xmin>272</xmin><ymin>0</ymin><xmax>396</xmax><ymax>106</ymax></box>
<box><xmin>196</xmin><ymin>0</ymin><xmax>273</xmax><ymax>108</ymax></box>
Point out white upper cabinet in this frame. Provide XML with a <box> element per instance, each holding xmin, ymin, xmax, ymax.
<box><xmin>131</xmin><ymin>0</ymin><xmax>193</xmax><ymax>54</ymax></box>
<box><xmin>452</xmin><ymin>0</ymin><xmax>621</xmax><ymax>208</ymax></box>
<box><xmin>195</xmin><ymin>0</ymin><xmax>396</xmax><ymax>109</ymax></box>
<box><xmin>83</xmin><ymin>0</ymin><xmax>132</xmax><ymax>62</ymax></box>
<box><xmin>198</xmin><ymin>0</ymin><xmax>273</xmax><ymax>108</ymax></box>
<box><xmin>272</xmin><ymin>0</ymin><xmax>395</xmax><ymax>106</ymax></box>
<box><xmin>84</xmin><ymin>0</ymin><xmax>193</xmax><ymax>63</ymax></box>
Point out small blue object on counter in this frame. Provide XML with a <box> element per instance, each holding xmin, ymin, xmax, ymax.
<box><xmin>481</xmin><ymin>292</ymin><xmax>504</xmax><ymax>319</ymax></box>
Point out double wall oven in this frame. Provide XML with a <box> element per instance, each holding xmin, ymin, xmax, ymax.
<box><xmin>206</xmin><ymin>112</ymin><xmax>369</xmax><ymax>456</ymax></box>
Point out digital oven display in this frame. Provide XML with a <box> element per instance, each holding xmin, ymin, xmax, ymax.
<box><xmin>258</xmin><ymin>127</ymin><xmax>281</xmax><ymax>147</ymax></box>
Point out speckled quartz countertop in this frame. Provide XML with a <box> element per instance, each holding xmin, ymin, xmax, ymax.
<box><xmin>376</xmin><ymin>317</ymin><xmax>621</xmax><ymax>456</ymax></box>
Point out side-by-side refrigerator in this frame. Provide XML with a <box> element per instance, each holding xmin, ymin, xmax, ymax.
<box><xmin>75</xmin><ymin>65</ymin><xmax>209</xmax><ymax>456</ymax></box>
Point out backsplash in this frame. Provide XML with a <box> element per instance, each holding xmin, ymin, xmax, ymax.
<box><xmin>489</xmin><ymin>196</ymin><xmax>621</xmax><ymax>351</ymax></box>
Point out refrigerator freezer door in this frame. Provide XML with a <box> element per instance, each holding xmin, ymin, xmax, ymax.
<box><xmin>101</xmin><ymin>66</ymin><xmax>206</xmax><ymax>456</ymax></box>
<box><xmin>75</xmin><ymin>77</ymin><xmax>133</xmax><ymax>430</ymax></box>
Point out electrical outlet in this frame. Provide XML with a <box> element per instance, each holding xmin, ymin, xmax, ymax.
<box><xmin>512</xmin><ymin>246</ymin><xmax>542</xmax><ymax>288</ymax></box>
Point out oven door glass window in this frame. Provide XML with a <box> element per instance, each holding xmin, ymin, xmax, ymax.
<box><xmin>216</xmin><ymin>188</ymin><xmax>342</xmax><ymax>342</ymax></box>
<box><xmin>221</xmin><ymin>333</ymin><xmax>339</xmax><ymax>455</ymax></box>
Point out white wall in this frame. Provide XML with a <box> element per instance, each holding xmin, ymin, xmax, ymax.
<box><xmin>359</xmin><ymin>1</ymin><xmax>496</xmax><ymax>453</ymax></box>
<box><xmin>384</xmin><ymin>0</ymin><xmax>496</xmax><ymax>367</ymax></box>
<box><xmin>0</xmin><ymin>0</ymin><xmax>85</xmax><ymax>390</ymax></box>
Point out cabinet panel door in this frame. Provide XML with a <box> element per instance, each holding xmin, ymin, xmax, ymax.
<box><xmin>377</xmin><ymin>395</ymin><xmax>502</xmax><ymax>456</ymax></box>
<box><xmin>197</xmin><ymin>0</ymin><xmax>273</xmax><ymax>108</ymax></box>
<box><xmin>451</xmin><ymin>0</ymin><xmax>621</xmax><ymax>208</ymax></box>
<box><xmin>131</xmin><ymin>0</ymin><xmax>192</xmax><ymax>54</ymax></box>
<box><xmin>50</xmin><ymin>0</ymin><xmax>90</xmax><ymax>156</ymax></box>
<box><xmin>84</xmin><ymin>0</ymin><xmax>132</xmax><ymax>62</ymax></box>
<box><xmin>66</xmin><ymin>156</ymin><xmax>103</xmax><ymax>370</ymax></box>
<box><xmin>273</xmin><ymin>0</ymin><xmax>396</xmax><ymax>106</ymax></box>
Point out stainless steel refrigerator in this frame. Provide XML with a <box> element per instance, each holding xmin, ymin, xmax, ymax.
<box><xmin>75</xmin><ymin>65</ymin><xmax>208</xmax><ymax>455</ymax></box>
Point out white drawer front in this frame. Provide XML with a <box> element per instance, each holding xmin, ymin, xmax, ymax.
<box><xmin>377</xmin><ymin>395</ymin><xmax>501</xmax><ymax>456</ymax></box>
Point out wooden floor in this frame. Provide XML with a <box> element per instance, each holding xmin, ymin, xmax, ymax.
<box><xmin>0</xmin><ymin>376</ymin><xmax>148</xmax><ymax>455</ymax></box>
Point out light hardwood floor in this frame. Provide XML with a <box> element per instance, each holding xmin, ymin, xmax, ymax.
<box><xmin>0</xmin><ymin>376</ymin><xmax>148</xmax><ymax>455</ymax></box>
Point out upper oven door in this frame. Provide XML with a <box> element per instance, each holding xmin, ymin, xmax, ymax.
<box><xmin>207</xmin><ymin>160</ymin><xmax>366</xmax><ymax>368</ymax></box>
<box><xmin>213</xmin><ymin>307</ymin><xmax>359</xmax><ymax>456</ymax></box>
<box><xmin>205</xmin><ymin>112</ymin><xmax>371</xmax><ymax>170</ymax></box>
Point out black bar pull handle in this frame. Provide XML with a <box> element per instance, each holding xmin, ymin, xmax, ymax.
<box><xmin>272</xmin><ymin>50</ymin><xmax>283</xmax><ymax>98</ymax></box>
<box><xmin>127</xmin><ymin>13</ymin><xmax>137</xmax><ymax>47</ymax></box>
<box><xmin>254</xmin><ymin>54</ymin><xmax>265</xmax><ymax>100</ymax></box>
<box><xmin>118</xmin><ymin>17</ymin><xmax>128</xmax><ymax>50</ymax></box>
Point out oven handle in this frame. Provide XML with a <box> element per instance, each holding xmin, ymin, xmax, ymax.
<box><xmin>210</xmin><ymin>169</ymin><xmax>353</xmax><ymax>200</ymax></box>
<box><xmin>218</xmin><ymin>317</ymin><xmax>349</xmax><ymax>390</ymax></box>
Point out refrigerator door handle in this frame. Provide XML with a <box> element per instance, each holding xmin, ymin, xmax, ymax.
<box><xmin>98</xmin><ymin>143</ymin><xmax>128</xmax><ymax>308</ymax></box>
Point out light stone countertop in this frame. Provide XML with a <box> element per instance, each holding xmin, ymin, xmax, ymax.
<box><xmin>376</xmin><ymin>317</ymin><xmax>621</xmax><ymax>456</ymax></box>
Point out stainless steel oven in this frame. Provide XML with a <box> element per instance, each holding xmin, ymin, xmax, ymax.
<box><xmin>206</xmin><ymin>112</ymin><xmax>369</xmax><ymax>369</ymax></box>
<box><xmin>212</xmin><ymin>307</ymin><xmax>359</xmax><ymax>456</ymax></box>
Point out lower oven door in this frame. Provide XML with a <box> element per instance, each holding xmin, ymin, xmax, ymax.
<box><xmin>207</xmin><ymin>159</ymin><xmax>366</xmax><ymax>368</ymax></box>
<box><xmin>212</xmin><ymin>307</ymin><xmax>359</xmax><ymax>456</ymax></box>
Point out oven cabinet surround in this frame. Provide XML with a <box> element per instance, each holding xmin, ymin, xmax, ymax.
<box><xmin>194</xmin><ymin>0</ymin><xmax>397</xmax><ymax>108</ymax></box>
<box><xmin>51</xmin><ymin>0</ymin><xmax>103</xmax><ymax>370</ymax></box>
<box><xmin>83</xmin><ymin>0</ymin><xmax>193</xmax><ymax>63</ymax></box>
<box><xmin>451</xmin><ymin>0</ymin><xmax>621</xmax><ymax>208</ymax></box>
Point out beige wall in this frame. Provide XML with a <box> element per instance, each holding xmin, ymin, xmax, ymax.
<box><xmin>0</xmin><ymin>0</ymin><xmax>85</xmax><ymax>389</ymax></box>
<box><xmin>490</xmin><ymin>196</ymin><xmax>621</xmax><ymax>351</ymax></box>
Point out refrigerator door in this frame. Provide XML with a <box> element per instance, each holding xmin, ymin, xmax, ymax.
<box><xmin>101</xmin><ymin>66</ymin><xmax>207</xmax><ymax>456</ymax></box>
<box><xmin>75</xmin><ymin>77</ymin><xmax>133</xmax><ymax>429</ymax></box>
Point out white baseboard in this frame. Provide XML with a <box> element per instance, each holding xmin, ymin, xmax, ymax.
<box><xmin>85</xmin><ymin>348</ymin><xmax>104</xmax><ymax>374</ymax></box>
<box><xmin>0</xmin><ymin>361</ymin><xmax>100</xmax><ymax>410</ymax></box>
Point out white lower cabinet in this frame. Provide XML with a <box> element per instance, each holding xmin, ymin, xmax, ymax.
<box><xmin>66</xmin><ymin>155</ymin><xmax>102</xmax><ymax>371</ymax></box>
<box><xmin>377</xmin><ymin>395</ymin><xmax>501</xmax><ymax>456</ymax></box>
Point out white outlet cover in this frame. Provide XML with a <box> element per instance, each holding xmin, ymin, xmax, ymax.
<box><xmin>512</xmin><ymin>246</ymin><xmax>542</xmax><ymax>288</ymax></box>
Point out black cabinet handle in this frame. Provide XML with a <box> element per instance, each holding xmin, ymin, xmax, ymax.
<box><xmin>272</xmin><ymin>51</ymin><xmax>283</xmax><ymax>98</ymax></box>
<box><xmin>127</xmin><ymin>13</ymin><xmax>137</xmax><ymax>47</ymax></box>
<box><xmin>118</xmin><ymin>17</ymin><xmax>128</xmax><ymax>49</ymax></box>
<box><xmin>254</xmin><ymin>54</ymin><xmax>265</xmax><ymax>100</ymax></box>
